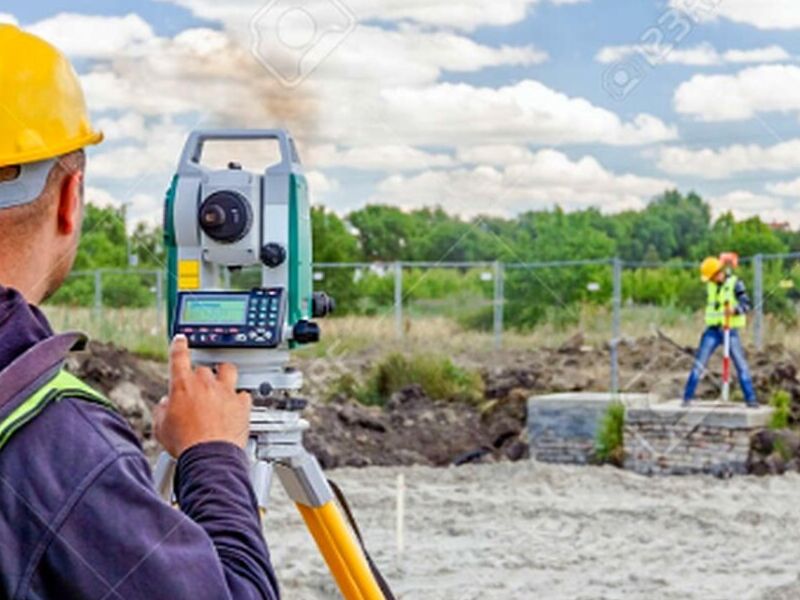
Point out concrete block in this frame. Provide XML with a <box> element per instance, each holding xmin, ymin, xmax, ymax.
<box><xmin>627</xmin><ymin>400</ymin><xmax>773</xmax><ymax>429</ymax></box>
<box><xmin>527</xmin><ymin>392</ymin><xmax>658</xmax><ymax>464</ymax></box>
<box><xmin>624</xmin><ymin>400</ymin><xmax>773</xmax><ymax>476</ymax></box>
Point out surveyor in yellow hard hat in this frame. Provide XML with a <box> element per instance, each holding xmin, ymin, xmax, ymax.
<box><xmin>0</xmin><ymin>24</ymin><xmax>278</xmax><ymax>598</ymax></box>
<box><xmin>682</xmin><ymin>254</ymin><xmax>757</xmax><ymax>407</ymax></box>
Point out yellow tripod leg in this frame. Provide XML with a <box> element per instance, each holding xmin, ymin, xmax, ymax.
<box><xmin>297</xmin><ymin>501</ymin><xmax>385</xmax><ymax>600</ymax></box>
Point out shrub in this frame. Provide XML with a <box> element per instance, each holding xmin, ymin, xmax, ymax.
<box><xmin>595</xmin><ymin>401</ymin><xmax>625</xmax><ymax>466</ymax></box>
<box><xmin>349</xmin><ymin>352</ymin><xmax>484</xmax><ymax>406</ymax></box>
<box><xmin>457</xmin><ymin>306</ymin><xmax>494</xmax><ymax>332</ymax></box>
<box><xmin>769</xmin><ymin>390</ymin><xmax>791</xmax><ymax>430</ymax></box>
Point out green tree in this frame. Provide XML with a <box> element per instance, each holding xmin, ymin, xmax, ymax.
<box><xmin>312</xmin><ymin>206</ymin><xmax>361</xmax><ymax>313</ymax></box>
<box><xmin>348</xmin><ymin>205</ymin><xmax>413</xmax><ymax>261</ymax></box>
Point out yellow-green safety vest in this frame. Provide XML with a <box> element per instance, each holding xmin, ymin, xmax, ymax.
<box><xmin>705</xmin><ymin>275</ymin><xmax>745</xmax><ymax>329</ymax></box>
<box><xmin>0</xmin><ymin>369</ymin><xmax>113</xmax><ymax>451</ymax></box>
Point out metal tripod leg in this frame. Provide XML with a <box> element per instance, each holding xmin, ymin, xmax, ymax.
<box><xmin>250</xmin><ymin>407</ymin><xmax>385</xmax><ymax>599</ymax></box>
<box><xmin>153</xmin><ymin>407</ymin><xmax>386</xmax><ymax>600</ymax></box>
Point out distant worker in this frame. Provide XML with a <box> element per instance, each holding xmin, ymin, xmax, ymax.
<box><xmin>0</xmin><ymin>25</ymin><xmax>278</xmax><ymax>598</ymax></box>
<box><xmin>682</xmin><ymin>254</ymin><xmax>758</xmax><ymax>407</ymax></box>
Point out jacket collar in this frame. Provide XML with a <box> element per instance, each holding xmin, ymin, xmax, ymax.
<box><xmin>0</xmin><ymin>285</ymin><xmax>86</xmax><ymax>409</ymax></box>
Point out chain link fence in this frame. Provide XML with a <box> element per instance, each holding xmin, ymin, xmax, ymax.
<box><xmin>43</xmin><ymin>254</ymin><xmax>800</xmax><ymax>391</ymax></box>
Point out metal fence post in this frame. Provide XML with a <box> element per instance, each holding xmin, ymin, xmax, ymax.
<box><xmin>394</xmin><ymin>262</ymin><xmax>403</xmax><ymax>339</ymax></box>
<box><xmin>93</xmin><ymin>270</ymin><xmax>102</xmax><ymax>317</ymax></box>
<box><xmin>611</xmin><ymin>258</ymin><xmax>622</xmax><ymax>396</ymax></box>
<box><xmin>753</xmin><ymin>254</ymin><xmax>763</xmax><ymax>350</ymax></box>
<box><xmin>493</xmin><ymin>261</ymin><xmax>504</xmax><ymax>349</ymax></box>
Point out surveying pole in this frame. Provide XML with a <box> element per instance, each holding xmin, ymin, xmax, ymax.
<box><xmin>718</xmin><ymin>252</ymin><xmax>738</xmax><ymax>403</ymax></box>
<box><xmin>722</xmin><ymin>302</ymin><xmax>732</xmax><ymax>403</ymax></box>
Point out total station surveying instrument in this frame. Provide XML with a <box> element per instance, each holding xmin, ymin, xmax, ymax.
<box><xmin>154</xmin><ymin>129</ymin><xmax>391</xmax><ymax>600</ymax></box>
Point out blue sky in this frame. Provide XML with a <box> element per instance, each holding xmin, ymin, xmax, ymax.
<box><xmin>6</xmin><ymin>0</ymin><xmax>800</xmax><ymax>228</ymax></box>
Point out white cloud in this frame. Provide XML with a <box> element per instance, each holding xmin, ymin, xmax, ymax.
<box><xmin>28</xmin><ymin>13</ymin><xmax>155</xmax><ymax>58</ymax></box>
<box><xmin>457</xmin><ymin>144</ymin><xmax>538</xmax><ymax>166</ymax></box>
<box><xmin>86</xmin><ymin>186</ymin><xmax>118</xmax><ymax>208</ymax></box>
<box><xmin>89</xmin><ymin>120</ymin><xmax>188</xmax><ymax>180</ymax></box>
<box><xmin>164</xmin><ymin>0</ymin><xmax>584</xmax><ymax>32</ymax></box>
<box><xmin>596</xmin><ymin>43</ymin><xmax>790</xmax><ymax>67</ymax></box>
<box><xmin>374</xmin><ymin>149</ymin><xmax>673</xmax><ymax>217</ymax></box>
<box><xmin>305</xmin><ymin>170</ymin><xmax>340</xmax><ymax>206</ymax></box>
<box><xmin>91</xmin><ymin>145</ymin><xmax>173</xmax><ymax>180</ymax></box>
<box><xmin>69</xmin><ymin>17</ymin><xmax>671</xmax><ymax>155</ymax></box>
<box><xmin>375</xmin><ymin>80</ymin><xmax>677</xmax><ymax>147</ymax></box>
<box><xmin>0</xmin><ymin>13</ymin><xmax>18</xmax><ymax>25</ymax></box>
<box><xmin>675</xmin><ymin>65</ymin><xmax>800</xmax><ymax>121</ymax></box>
<box><xmin>77</xmin><ymin>23</ymin><xmax>549</xmax><ymax>128</ymax></box>
<box><xmin>95</xmin><ymin>113</ymin><xmax>149</xmax><ymax>142</ymax></box>
<box><xmin>724</xmin><ymin>46</ymin><xmax>792</xmax><ymax>64</ymax></box>
<box><xmin>708</xmin><ymin>190</ymin><xmax>799</xmax><ymax>226</ymax></box>
<box><xmin>312</xmin><ymin>25</ymin><xmax>547</xmax><ymax>87</ymax></box>
<box><xmin>671</xmin><ymin>0</ymin><xmax>800</xmax><ymax>30</ymax></box>
<box><xmin>658</xmin><ymin>139</ymin><xmax>800</xmax><ymax>179</ymax></box>
<box><xmin>308</xmin><ymin>144</ymin><xmax>455</xmax><ymax>171</ymax></box>
<box><xmin>85</xmin><ymin>187</ymin><xmax>162</xmax><ymax>230</ymax></box>
<box><xmin>42</xmin><ymin>7</ymin><xmax>679</xmax><ymax>225</ymax></box>
<box><xmin>767</xmin><ymin>177</ymin><xmax>800</xmax><ymax>197</ymax></box>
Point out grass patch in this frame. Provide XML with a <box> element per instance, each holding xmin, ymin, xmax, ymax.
<box><xmin>43</xmin><ymin>306</ymin><xmax>168</xmax><ymax>361</ymax></box>
<box><xmin>595</xmin><ymin>401</ymin><xmax>625</xmax><ymax>466</ymax></box>
<box><xmin>769</xmin><ymin>390</ymin><xmax>792</xmax><ymax>430</ymax></box>
<box><xmin>334</xmin><ymin>352</ymin><xmax>484</xmax><ymax>406</ymax></box>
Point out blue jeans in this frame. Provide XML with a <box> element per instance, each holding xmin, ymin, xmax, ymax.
<box><xmin>683</xmin><ymin>327</ymin><xmax>757</xmax><ymax>404</ymax></box>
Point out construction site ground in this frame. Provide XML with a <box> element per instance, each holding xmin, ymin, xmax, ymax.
<box><xmin>64</xmin><ymin>332</ymin><xmax>800</xmax><ymax>470</ymax></box>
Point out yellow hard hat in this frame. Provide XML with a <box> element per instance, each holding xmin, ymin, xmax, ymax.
<box><xmin>700</xmin><ymin>256</ymin><xmax>722</xmax><ymax>282</ymax></box>
<box><xmin>0</xmin><ymin>24</ymin><xmax>102</xmax><ymax>167</ymax></box>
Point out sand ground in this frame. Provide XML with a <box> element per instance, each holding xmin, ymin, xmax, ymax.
<box><xmin>264</xmin><ymin>461</ymin><xmax>800</xmax><ymax>599</ymax></box>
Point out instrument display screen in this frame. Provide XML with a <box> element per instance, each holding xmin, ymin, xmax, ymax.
<box><xmin>180</xmin><ymin>294</ymin><xmax>249</xmax><ymax>325</ymax></box>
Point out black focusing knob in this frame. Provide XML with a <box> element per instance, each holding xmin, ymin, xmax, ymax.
<box><xmin>260</xmin><ymin>243</ymin><xmax>286</xmax><ymax>268</ymax></box>
<box><xmin>292</xmin><ymin>320</ymin><xmax>320</xmax><ymax>344</ymax></box>
<box><xmin>312</xmin><ymin>291</ymin><xmax>336</xmax><ymax>318</ymax></box>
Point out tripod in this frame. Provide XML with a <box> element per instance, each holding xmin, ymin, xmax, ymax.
<box><xmin>153</xmin><ymin>399</ymin><xmax>388</xmax><ymax>600</ymax></box>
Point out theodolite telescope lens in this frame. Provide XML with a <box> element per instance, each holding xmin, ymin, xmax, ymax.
<box><xmin>202</xmin><ymin>205</ymin><xmax>226</xmax><ymax>226</ymax></box>
<box><xmin>199</xmin><ymin>191</ymin><xmax>253</xmax><ymax>243</ymax></box>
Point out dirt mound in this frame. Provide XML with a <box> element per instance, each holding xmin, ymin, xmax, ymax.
<box><xmin>65</xmin><ymin>341</ymin><xmax>167</xmax><ymax>457</ymax></box>
<box><xmin>63</xmin><ymin>342</ymin><xmax>529</xmax><ymax>468</ymax></box>
<box><xmin>61</xmin><ymin>335</ymin><xmax>800</xmax><ymax>471</ymax></box>
<box><xmin>304</xmin><ymin>384</ymin><xmax>528</xmax><ymax>469</ymax></box>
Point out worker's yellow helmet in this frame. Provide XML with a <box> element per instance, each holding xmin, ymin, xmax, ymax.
<box><xmin>0</xmin><ymin>24</ymin><xmax>102</xmax><ymax>167</ymax></box>
<box><xmin>700</xmin><ymin>256</ymin><xmax>722</xmax><ymax>282</ymax></box>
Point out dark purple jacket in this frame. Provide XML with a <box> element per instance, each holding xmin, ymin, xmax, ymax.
<box><xmin>0</xmin><ymin>286</ymin><xmax>279</xmax><ymax>599</ymax></box>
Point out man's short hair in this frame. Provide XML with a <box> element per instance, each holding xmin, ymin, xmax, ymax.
<box><xmin>0</xmin><ymin>150</ymin><xmax>85</xmax><ymax>237</ymax></box>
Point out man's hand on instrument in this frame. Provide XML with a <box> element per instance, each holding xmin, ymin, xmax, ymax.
<box><xmin>154</xmin><ymin>334</ymin><xmax>252</xmax><ymax>457</ymax></box>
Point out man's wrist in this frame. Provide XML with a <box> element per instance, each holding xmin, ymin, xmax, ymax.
<box><xmin>177</xmin><ymin>440</ymin><xmax>249</xmax><ymax>467</ymax></box>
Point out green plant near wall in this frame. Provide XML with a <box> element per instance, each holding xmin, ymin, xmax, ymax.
<box><xmin>769</xmin><ymin>390</ymin><xmax>791</xmax><ymax>430</ymax></box>
<box><xmin>596</xmin><ymin>401</ymin><xmax>625</xmax><ymax>466</ymax></box>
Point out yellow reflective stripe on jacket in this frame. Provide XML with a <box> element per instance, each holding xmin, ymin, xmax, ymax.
<box><xmin>0</xmin><ymin>370</ymin><xmax>113</xmax><ymax>451</ymax></box>
<box><xmin>705</xmin><ymin>276</ymin><xmax>746</xmax><ymax>329</ymax></box>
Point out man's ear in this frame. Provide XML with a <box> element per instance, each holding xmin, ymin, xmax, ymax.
<box><xmin>56</xmin><ymin>170</ymin><xmax>83</xmax><ymax>235</ymax></box>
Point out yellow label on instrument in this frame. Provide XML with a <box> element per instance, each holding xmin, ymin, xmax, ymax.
<box><xmin>178</xmin><ymin>260</ymin><xmax>200</xmax><ymax>290</ymax></box>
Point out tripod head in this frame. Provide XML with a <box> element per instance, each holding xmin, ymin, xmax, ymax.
<box><xmin>163</xmin><ymin>129</ymin><xmax>334</xmax><ymax>392</ymax></box>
